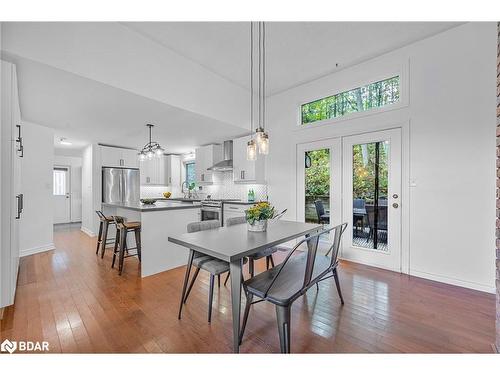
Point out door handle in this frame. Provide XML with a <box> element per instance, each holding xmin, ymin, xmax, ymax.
<box><xmin>16</xmin><ymin>194</ymin><xmax>23</xmax><ymax>219</ymax></box>
<box><xmin>16</xmin><ymin>125</ymin><xmax>24</xmax><ymax>157</ymax></box>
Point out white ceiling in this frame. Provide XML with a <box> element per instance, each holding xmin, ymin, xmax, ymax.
<box><xmin>124</xmin><ymin>22</ymin><xmax>463</xmax><ymax>95</ymax></box>
<box><xmin>4</xmin><ymin>22</ymin><xmax>464</xmax><ymax>153</ymax></box>
<box><xmin>11</xmin><ymin>56</ymin><xmax>248</xmax><ymax>154</ymax></box>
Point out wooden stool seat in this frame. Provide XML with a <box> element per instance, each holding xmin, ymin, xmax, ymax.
<box><xmin>123</xmin><ymin>221</ymin><xmax>141</xmax><ymax>230</ymax></box>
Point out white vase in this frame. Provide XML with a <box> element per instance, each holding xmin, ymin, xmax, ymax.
<box><xmin>247</xmin><ymin>219</ymin><xmax>268</xmax><ymax>232</ymax></box>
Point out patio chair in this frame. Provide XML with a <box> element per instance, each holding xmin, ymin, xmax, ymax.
<box><xmin>366</xmin><ymin>205</ymin><xmax>388</xmax><ymax>242</ymax></box>
<box><xmin>314</xmin><ymin>200</ymin><xmax>330</xmax><ymax>224</ymax></box>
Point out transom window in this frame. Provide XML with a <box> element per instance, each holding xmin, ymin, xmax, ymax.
<box><xmin>301</xmin><ymin>76</ymin><xmax>400</xmax><ymax>125</ymax></box>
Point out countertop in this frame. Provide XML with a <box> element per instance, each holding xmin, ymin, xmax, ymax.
<box><xmin>102</xmin><ymin>201</ymin><xmax>201</xmax><ymax>212</ymax></box>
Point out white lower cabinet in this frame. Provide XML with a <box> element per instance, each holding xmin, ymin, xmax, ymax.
<box><xmin>223</xmin><ymin>204</ymin><xmax>247</xmax><ymax>226</ymax></box>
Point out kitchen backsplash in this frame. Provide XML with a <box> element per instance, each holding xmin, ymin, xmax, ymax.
<box><xmin>201</xmin><ymin>172</ymin><xmax>267</xmax><ymax>201</ymax></box>
<box><xmin>140</xmin><ymin>171</ymin><xmax>267</xmax><ymax>202</ymax></box>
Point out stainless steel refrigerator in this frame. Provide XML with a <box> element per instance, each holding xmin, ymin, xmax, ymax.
<box><xmin>102</xmin><ymin>167</ymin><xmax>140</xmax><ymax>203</ymax></box>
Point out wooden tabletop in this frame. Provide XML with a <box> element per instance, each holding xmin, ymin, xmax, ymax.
<box><xmin>168</xmin><ymin>220</ymin><xmax>322</xmax><ymax>262</ymax></box>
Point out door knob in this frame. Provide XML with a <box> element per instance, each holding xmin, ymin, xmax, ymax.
<box><xmin>392</xmin><ymin>203</ymin><xmax>399</xmax><ymax>208</ymax></box>
<box><xmin>392</xmin><ymin>194</ymin><xmax>398</xmax><ymax>199</ymax></box>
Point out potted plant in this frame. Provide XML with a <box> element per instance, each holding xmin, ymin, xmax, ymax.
<box><xmin>245</xmin><ymin>202</ymin><xmax>275</xmax><ymax>232</ymax></box>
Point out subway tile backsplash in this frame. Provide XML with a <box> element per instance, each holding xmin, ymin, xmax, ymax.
<box><xmin>140</xmin><ymin>171</ymin><xmax>267</xmax><ymax>202</ymax></box>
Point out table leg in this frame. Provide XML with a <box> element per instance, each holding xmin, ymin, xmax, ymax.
<box><xmin>229</xmin><ymin>259</ymin><xmax>242</xmax><ymax>353</ymax></box>
<box><xmin>178</xmin><ymin>249</ymin><xmax>195</xmax><ymax>320</ymax></box>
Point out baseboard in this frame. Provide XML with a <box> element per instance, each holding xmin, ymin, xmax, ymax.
<box><xmin>80</xmin><ymin>226</ymin><xmax>96</xmax><ymax>237</ymax></box>
<box><xmin>410</xmin><ymin>269</ymin><xmax>495</xmax><ymax>294</ymax></box>
<box><xmin>20</xmin><ymin>243</ymin><xmax>55</xmax><ymax>257</ymax></box>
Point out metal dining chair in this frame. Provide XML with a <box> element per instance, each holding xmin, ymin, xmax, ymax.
<box><xmin>239</xmin><ymin>222</ymin><xmax>347</xmax><ymax>353</ymax></box>
<box><xmin>178</xmin><ymin>220</ymin><xmax>246</xmax><ymax>323</ymax></box>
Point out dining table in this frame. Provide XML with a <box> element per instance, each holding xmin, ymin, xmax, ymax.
<box><xmin>168</xmin><ymin>219</ymin><xmax>323</xmax><ymax>353</ymax></box>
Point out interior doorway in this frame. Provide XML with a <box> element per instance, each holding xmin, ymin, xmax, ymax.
<box><xmin>53</xmin><ymin>165</ymin><xmax>71</xmax><ymax>224</ymax></box>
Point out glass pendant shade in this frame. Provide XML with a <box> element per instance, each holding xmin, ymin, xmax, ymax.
<box><xmin>247</xmin><ymin>139</ymin><xmax>257</xmax><ymax>161</ymax></box>
<box><xmin>258</xmin><ymin>132</ymin><xmax>269</xmax><ymax>155</ymax></box>
<box><xmin>138</xmin><ymin>152</ymin><xmax>146</xmax><ymax>161</ymax></box>
<box><xmin>155</xmin><ymin>147</ymin><xmax>164</xmax><ymax>157</ymax></box>
<box><xmin>255</xmin><ymin>127</ymin><xmax>265</xmax><ymax>148</ymax></box>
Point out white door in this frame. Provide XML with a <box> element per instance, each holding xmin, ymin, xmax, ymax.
<box><xmin>297</xmin><ymin>138</ymin><xmax>342</xmax><ymax>241</ymax></box>
<box><xmin>53</xmin><ymin>166</ymin><xmax>71</xmax><ymax>224</ymax></box>
<box><xmin>342</xmin><ymin>128</ymin><xmax>402</xmax><ymax>272</ymax></box>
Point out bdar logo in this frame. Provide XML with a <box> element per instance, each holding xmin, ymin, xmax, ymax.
<box><xmin>1</xmin><ymin>339</ymin><xmax>17</xmax><ymax>354</ymax></box>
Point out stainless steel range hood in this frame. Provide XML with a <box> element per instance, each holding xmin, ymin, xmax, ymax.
<box><xmin>208</xmin><ymin>140</ymin><xmax>233</xmax><ymax>171</ymax></box>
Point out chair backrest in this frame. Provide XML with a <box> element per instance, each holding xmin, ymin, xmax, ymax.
<box><xmin>96</xmin><ymin>210</ymin><xmax>106</xmax><ymax>220</ymax></box>
<box><xmin>225</xmin><ymin>216</ymin><xmax>246</xmax><ymax>227</ymax></box>
<box><xmin>187</xmin><ymin>220</ymin><xmax>220</xmax><ymax>233</ymax></box>
<box><xmin>112</xmin><ymin>215</ymin><xmax>126</xmax><ymax>230</ymax></box>
<box><xmin>263</xmin><ymin>223</ymin><xmax>347</xmax><ymax>298</ymax></box>
<box><xmin>353</xmin><ymin>199</ymin><xmax>365</xmax><ymax>210</ymax></box>
<box><xmin>314</xmin><ymin>200</ymin><xmax>325</xmax><ymax>217</ymax></box>
<box><xmin>272</xmin><ymin>208</ymin><xmax>287</xmax><ymax>220</ymax></box>
<box><xmin>366</xmin><ymin>205</ymin><xmax>387</xmax><ymax>230</ymax></box>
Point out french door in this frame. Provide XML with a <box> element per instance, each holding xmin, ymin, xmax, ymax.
<box><xmin>342</xmin><ymin>128</ymin><xmax>402</xmax><ymax>272</ymax></box>
<box><xmin>296</xmin><ymin>138</ymin><xmax>341</xmax><ymax>242</ymax></box>
<box><xmin>297</xmin><ymin>128</ymin><xmax>402</xmax><ymax>272</ymax></box>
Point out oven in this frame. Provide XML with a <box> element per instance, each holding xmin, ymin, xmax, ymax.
<box><xmin>200</xmin><ymin>203</ymin><xmax>222</xmax><ymax>225</ymax></box>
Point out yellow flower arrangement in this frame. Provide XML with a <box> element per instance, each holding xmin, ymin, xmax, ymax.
<box><xmin>245</xmin><ymin>202</ymin><xmax>275</xmax><ymax>225</ymax></box>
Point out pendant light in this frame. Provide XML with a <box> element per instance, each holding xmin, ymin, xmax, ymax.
<box><xmin>247</xmin><ymin>22</ymin><xmax>257</xmax><ymax>161</ymax></box>
<box><xmin>247</xmin><ymin>22</ymin><xmax>270</xmax><ymax>160</ymax></box>
<box><xmin>138</xmin><ymin>124</ymin><xmax>164</xmax><ymax>161</ymax></box>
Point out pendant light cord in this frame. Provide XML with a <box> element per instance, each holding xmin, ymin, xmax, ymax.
<box><xmin>262</xmin><ymin>22</ymin><xmax>266</xmax><ymax>131</ymax></box>
<box><xmin>258</xmin><ymin>22</ymin><xmax>262</xmax><ymax>129</ymax></box>
<box><xmin>250</xmin><ymin>22</ymin><xmax>253</xmax><ymax>138</ymax></box>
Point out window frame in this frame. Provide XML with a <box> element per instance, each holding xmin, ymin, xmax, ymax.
<box><xmin>295</xmin><ymin>61</ymin><xmax>409</xmax><ymax>131</ymax></box>
<box><xmin>185</xmin><ymin>161</ymin><xmax>196</xmax><ymax>186</ymax></box>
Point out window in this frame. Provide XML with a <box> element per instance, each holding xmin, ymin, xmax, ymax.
<box><xmin>53</xmin><ymin>168</ymin><xmax>67</xmax><ymax>195</ymax></box>
<box><xmin>185</xmin><ymin>162</ymin><xmax>196</xmax><ymax>186</ymax></box>
<box><xmin>301</xmin><ymin>76</ymin><xmax>400</xmax><ymax>125</ymax></box>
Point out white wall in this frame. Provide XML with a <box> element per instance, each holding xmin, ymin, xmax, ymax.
<box><xmin>266</xmin><ymin>23</ymin><xmax>497</xmax><ymax>292</ymax></box>
<box><xmin>54</xmin><ymin>154</ymin><xmax>83</xmax><ymax>222</ymax></box>
<box><xmin>19</xmin><ymin>122</ymin><xmax>54</xmax><ymax>256</ymax></box>
<box><xmin>81</xmin><ymin>144</ymin><xmax>100</xmax><ymax>236</ymax></box>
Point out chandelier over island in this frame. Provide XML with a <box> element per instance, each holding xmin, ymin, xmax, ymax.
<box><xmin>138</xmin><ymin>124</ymin><xmax>164</xmax><ymax>161</ymax></box>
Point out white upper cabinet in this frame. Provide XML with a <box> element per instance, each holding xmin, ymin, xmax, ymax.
<box><xmin>140</xmin><ymin>154</ymin><xmax>181</xmax><ymax>186</ymax></box>
<box><xmin>100</xmin><ymin>146</ymin><xmax>139</xmax><ymax>168</ymax></box>
<box><xmin>232</xmin><ymin>136</ymin><xmax>266</xmax><ymax>184</ymax></box>
<box><xmin>165</xmin><ymin>155</ymin><xmax>181</xmax><ymax>187</ymax></box>
<box><xmin>140</xmin><ymin>156</ymin><xmax>163</xmax><ymax>185</ymax></box>
<box><xmin>195</xmin><ymin>144</ymin><xmax>223</xmax><ymax>185</ymax></box>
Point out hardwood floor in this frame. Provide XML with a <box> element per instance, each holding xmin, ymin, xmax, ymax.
<box><xmin>0</xmin><ymin>224</ymin><xmax>495</xmax><ymax>353</ymax></box>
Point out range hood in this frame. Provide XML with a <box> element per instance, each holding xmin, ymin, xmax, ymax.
<box><xmin>208</xmin><ymin>140</ymin><xmax>233</xmax><ymax>171</ymax></box>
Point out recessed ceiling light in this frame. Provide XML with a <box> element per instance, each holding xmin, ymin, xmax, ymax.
<box><xmin>60</xmin><ymin>138</ymin><xmax>72</xmax><ymax>146</ymax></box>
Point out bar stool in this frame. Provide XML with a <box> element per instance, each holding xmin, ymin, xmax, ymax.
<box><xmin>111</xmin><ymin>216</ymin><xmax>142</xmax><ymax>276</ymax></box>
<box><xmin>95</xmin><ymin>211</ymin><xmax>117</xmax><ymax>258</ymax></box>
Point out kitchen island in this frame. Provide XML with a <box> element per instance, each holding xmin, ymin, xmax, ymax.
<box><xmin>102</xmin><ymin>201</ymin><xmax>201</xmax><ymax>277</ymax></box>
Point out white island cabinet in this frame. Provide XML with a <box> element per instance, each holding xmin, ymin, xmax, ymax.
<box><xmin>102</xmin><ymin>201</ymin><xmax>201</xmax><ymax>277</ymax></box>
